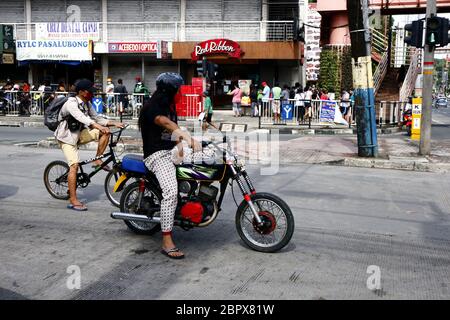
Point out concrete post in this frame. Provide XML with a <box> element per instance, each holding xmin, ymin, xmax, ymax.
<box><xmin>347</xmin><ymin>0</ymin><xmax>378</xmax><ymax>157</ymax></box>
<box><xmin>180</xmin><ymin>0</ymin><xmax>186</xmax><ymax>41</ymax></box>
<box><xmin>419</xmin><ymin>0</ymin><xmax>437</xmax><ymax>155</ymax></box>
<box><xmin>260</xmin><ymin>0</ymin><xmax>268</xmax><ymax>41</ymax></box>
<box><xmin>102</xmin><ymin>0</ymin><xmax>108</xmax><ymax>42</ymax></box>
<box><xmin>102</xmin><ymin>55</ymin><xmax>108</xmax><ymax>93</ymax></box>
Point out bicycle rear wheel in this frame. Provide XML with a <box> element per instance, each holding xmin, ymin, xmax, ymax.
<box><xmin>44</xmin><ymin>160</ymin><xmax>70</xmax><ymax>200</ymax></box>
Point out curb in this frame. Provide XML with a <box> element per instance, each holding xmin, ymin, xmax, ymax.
<box><xmin>322</xmin><ymin>157</ymin><xmax>450</xmax><ymax>173</ymax></box>
<box><xmin>32</xmin><ymin>138</ymin><xmax>450</xmax><ymax>173</ymax></box>
<box><xmin>1</xmin><ymin>119</ymin><xmax>405</xmax><ymax>135</ymax></box>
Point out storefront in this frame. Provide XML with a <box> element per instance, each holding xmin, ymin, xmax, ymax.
<box><xmin>173</xmin><ymin>39</ymin><xmax>304</xmax><ymax>108</ymax></box>
<box><xmin>94</xmin><ymin>41</ymin><xmax>176</xmax><ymax>93</ymax></box>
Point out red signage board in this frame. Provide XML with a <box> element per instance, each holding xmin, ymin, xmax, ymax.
<box><xmin>108</xmin><ymin>42</ymin><xmax>157</xmax><ymax>53</ymax></box>
<box><xmin>191</xmin><ymin>39</ymin><xmax>243</xmax><ymax>61</ymax></box>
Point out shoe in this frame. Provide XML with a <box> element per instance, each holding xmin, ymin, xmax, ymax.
<box><xmin>67</xmin><ymin>203</ymin><xmax>88</xmax><ymax>211</ymax></box>
<box><xmin>160</xmin><ymin>247</ymin><xmax>185</xmax><ymax>259</ymax></box>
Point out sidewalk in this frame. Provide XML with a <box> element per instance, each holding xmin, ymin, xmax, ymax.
<box><xmin>0</xmin><ymin>110</ymin><xmax>400</xmax><ymax>135</ymax></box>
<box><xmin>4</xmin><ymin>112</ymin><xmax>450</xmax><ymax>173</ymax></box>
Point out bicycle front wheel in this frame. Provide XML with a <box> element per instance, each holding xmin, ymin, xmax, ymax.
<box><xmin>104</xmin><ymin>168</ymin><xmax>131</xmax><ymax>207</ymax></box>
<box><xmin>43</xmin><ymin>160</ymin><xmax>70</xmax><ymax>200</ymax></box>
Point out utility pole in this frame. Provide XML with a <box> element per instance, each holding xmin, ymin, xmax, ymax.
<box><xmin>347</xmin><ymin>0</ymin><xmax>378</xmax><ymax>157</ymax></box>
<box><xmin>420</xmin><ymin>0</ymin><xmax>437</xmax><ymax>155</ymax></box>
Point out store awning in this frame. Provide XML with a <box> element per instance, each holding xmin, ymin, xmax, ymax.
<box><xmin>18</xmin><ymin>60</ymin><xmax>92</xmax><ymax>66</ymax></box>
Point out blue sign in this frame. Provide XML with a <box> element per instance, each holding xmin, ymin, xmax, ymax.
<box><xmin>281</xmin><ymin>102</ymin><xmax>294</xmax><ymax>120</ymax></box>
<box><xmin>92</xmin><ymin>97</ymin><xmax>103</xmax><ymax>113</ymax></box>
<box><xmin>319</xmin><ymin>101</ymin><xmax>336</xmax><ymax>123</ymax></box>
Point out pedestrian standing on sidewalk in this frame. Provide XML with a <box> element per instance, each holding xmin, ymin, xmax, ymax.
<box><xmin>271</xmin><ymin>83</ymin><xmax>282</xmax><ymax>122</ymax></box>
<box><xmin>340</xmin><ymin>90</ymin><xmax>351</xmax><ymax>124</ymax></box>
<box><xmin>295</xmin><ymin>87</ymin><xmax>305</xmax><ymax>122</ymax></box>
<box><xmin>304</xmin><ymin>86</ymin><xmax>313</xmax><ymax>121</ymax></box>
<box><xmin>228</xmin><ymin>83</ymin><xmax>242</xmax><ymax>117</ymax></box>
<box><xmin>115</xmin><ymin>79</ymin><xmax>129</xmax><ymax>112</ymax></box>
<box><xmin>202</xmin><ymin>91</ymin><xmax>218</xmax><ymax>131</ymax></box>
<box><xmin>106</xmin><ymin>77</ymin><xmax>115</xmax><ymax>113</ymax></box>
<box><xmin>282</xmin><ymin>84</ymin><xmax>290</xmax><ymax>102</ymax></box>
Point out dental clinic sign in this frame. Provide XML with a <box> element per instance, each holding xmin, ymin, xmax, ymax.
<box><xmin>16</xmin><ymin>40</ymin><xmax>92</xmax><ymax>61</ymax></box>
<box><xmin>191</xmin><ymin>39</ymin><xmax>243</xmax><ymax>61</ymax></box>
<box><xmin>36</xmin><ymin>22</ymin><xmax>100</xmax><ymax>41</ymax></box>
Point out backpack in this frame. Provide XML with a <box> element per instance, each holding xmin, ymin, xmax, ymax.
<box><xmin>44</xmin><ymin>95</ymin><xmax>68</xmax><ymax>131</ymax></box>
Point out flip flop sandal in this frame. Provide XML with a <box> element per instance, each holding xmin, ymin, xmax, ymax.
<box><xmin>92</xmin><ymin>164</ymin><xmax>111</xmax><ymax>172</ymax></box>
<box><xmin>67</xmin><ymin>204</ymin><xmax>88</xmax><ymax>211</ymax></box>
<box><xmin>160</xmin><ymin>247</ymin><xmax>185</xmax><ymax>260</ymax></box>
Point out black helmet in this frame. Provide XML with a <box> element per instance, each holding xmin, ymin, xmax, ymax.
<box><xmin>156</xmin><ymin>72</ymin><xmax>184</xmax><ymax>91</ymax></box>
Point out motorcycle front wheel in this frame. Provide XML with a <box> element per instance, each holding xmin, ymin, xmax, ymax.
<box><xmin>236</xmin><ymin>192</ymin><xmax>294</xmax><ymax>253</ymax></box>
<box><xmin>120</xmin><ymin>181</ymin><xmax>161</xmax><ymax>235</ymax></box>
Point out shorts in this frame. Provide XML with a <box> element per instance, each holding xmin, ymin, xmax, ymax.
<box><xmin>340</xmin><ymin>106</ymin><xmax>349</xmax><ymax>116</ymax></box>
<box><xmin>59</xmin><ymin>128</ymin><xmax>100</xmax><ymax>167</ymax></box>
<box><xmin>272</xmin><ymin>100</ymin><xmax>281</xmax><ymax>113</ymax></box>
<box><xmin>203</xmin><ymin>113</ymin><xmax>213</xmax><ymax>123</ymax></box>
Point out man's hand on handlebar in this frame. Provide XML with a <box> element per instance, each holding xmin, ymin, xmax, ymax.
<box><xmin>114</xmin><ymin>121</ymin><xmax>126</xmax><ymax>129</ymax></box>
<box><xmin>93</xmin><ymin>123</ymin><xmax>110</xmax><ymax>134</ymax></box>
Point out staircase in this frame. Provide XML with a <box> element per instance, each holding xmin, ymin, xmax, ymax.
<box><xmin>371</xmin><ymin>27</ymin><xmax>422</xmax><ymax>102</ymax></box>
<box><xmin>375</xmin><ymin>68</ymin><xmax>400</xmax><ymax>102</ymax></box>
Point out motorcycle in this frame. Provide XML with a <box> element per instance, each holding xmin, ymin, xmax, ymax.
<box><xmin>402</xmin><ymin>108</ymin><xmax>412</xmax><ymax>136</ymax></box>
<box><xmin>111</xmin><ymin>136</ymin><xmax>295</xmax><ymax>253</ymax></box>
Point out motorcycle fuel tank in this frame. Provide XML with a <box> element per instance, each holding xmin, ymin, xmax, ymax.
<box><xmin>176</xmin><ymin>164</ymin><xmax>226</xmax><ymax>181</ymax></box>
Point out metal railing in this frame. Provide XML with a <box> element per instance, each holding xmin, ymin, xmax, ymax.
<box><xmin>257</xmin><ymin>98</ymin><xmax>409</xmax><ymax>129</ymax></box>
<box><xmin>399</xmin><ymin>48</ymin><xmax>422</xmax><ymax>102</ymax></box>
<box><xmin>0</xmin><ymin>90</ymin><xmax>147</xmax><ymax>118</ymax></box>
<box><xmin>258</xmin><ymin>98</ymin><xmax>354</xmax><ymax>128</ymax></box>
<box><xmin>11</xmin><ymin>21</ymin><xmax>294</xmax><ymax>42</ymax></box>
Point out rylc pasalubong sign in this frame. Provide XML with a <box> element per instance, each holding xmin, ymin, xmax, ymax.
<box><xmin>16</xmin><ymin>40</ymin><xmax>92</xmax><ymax>61</ymax></box>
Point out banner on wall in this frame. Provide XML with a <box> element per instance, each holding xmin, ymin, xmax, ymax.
<box><xmin>16</xmin><ymin>40</ymin><xmax>92</xmax><ymax>61</ymax></box>
<box><xmin>36</xmin><ymin>22</ymin><xmax>100</xmax><ymax>41</ymax></box>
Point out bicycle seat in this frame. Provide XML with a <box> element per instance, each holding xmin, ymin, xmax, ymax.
<box><xmin>121</xmin><ymin>154</ymin><xmax>147</xmax><ymax>174</ymax></box>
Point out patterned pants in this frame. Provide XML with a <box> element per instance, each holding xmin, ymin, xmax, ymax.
<box><xmin>144</xmin><ymin>145</ymin><xmax>216</xmax><ymax>233</ymax></box>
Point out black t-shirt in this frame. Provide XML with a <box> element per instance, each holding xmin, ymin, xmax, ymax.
<box><xmin>141</xmin><ymin>98</ymin><xmax>178</xmax><ymax>158</ymax></box>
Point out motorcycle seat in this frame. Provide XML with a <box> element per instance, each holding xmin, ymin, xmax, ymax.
<box><xmin>121</xmin><ymin>154</ymin><xmax>147</xmax><ymax>174</ymax></box>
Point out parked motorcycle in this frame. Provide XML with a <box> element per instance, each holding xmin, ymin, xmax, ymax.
<box><xmin>111</xmin><ymin>136</ymin><xmax>295</xmax><ymax>253</ymax></box>
<box><xmin>402</xmin><ymin>108</ymin><xmax>412</xmax><ymax>136</ymax></box>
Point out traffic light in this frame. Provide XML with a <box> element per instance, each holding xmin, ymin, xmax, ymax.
<box><xmin>404</xmin><ymin>20</ymin><xmax>424</xmax><ymax>48</ymax></box>
<box><xmin>425</xmin><ymin>16</ymin><xmax>449</xmax><ymax>47</ymax></box>
<box><xmin>207</xmin><ymin>62</ymin><xmax>219</xmax><ymax>80</ymax></box>
<box><xmin>196</xmin><ymin>58</ymin><xmax>207</xmax><ymax>77</ymax></box>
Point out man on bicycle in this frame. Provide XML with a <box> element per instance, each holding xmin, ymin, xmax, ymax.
<box><xmin>55</xmin><ymin>79</ymin><xmax>124</xmax><ymax>211</ymax></box>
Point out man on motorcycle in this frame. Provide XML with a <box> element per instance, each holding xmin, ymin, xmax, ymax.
<box><xmin>138</xmin><ymin>72</ymin><xmax>215</xmax><ymax>259</ymax></box>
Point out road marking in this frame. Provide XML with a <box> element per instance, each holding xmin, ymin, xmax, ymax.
<box><xmin>432</xmin><ymin>119</ymin><xmax>445</xmax><ymax>124</ymax></box>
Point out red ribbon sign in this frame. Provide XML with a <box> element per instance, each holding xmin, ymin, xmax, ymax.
<box><xmin>191</xmin><ymin>39</ymin><xmax>243</xmax><ymax>60</ymax></box>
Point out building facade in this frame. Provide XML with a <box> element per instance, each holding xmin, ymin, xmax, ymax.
<box><xmin>1</xmin><ymin>0</ymin><xmax>305</xmax><ymax>106</ymax></box>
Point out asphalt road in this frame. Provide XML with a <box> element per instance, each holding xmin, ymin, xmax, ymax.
<box><xmin>432</xmin><ymin>107</ymin><xmax>450</xmax><ymax>140</ymax></box>
<box><xmin>0</xmin><ymin>144</ymin><xmax>449</xmax><ymax>300</ymax></box>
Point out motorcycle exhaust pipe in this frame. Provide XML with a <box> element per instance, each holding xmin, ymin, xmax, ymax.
<box><xmin>111</xmin><ymin>212</ymin><xmax>161</xmax><ymax>223</ymax></box>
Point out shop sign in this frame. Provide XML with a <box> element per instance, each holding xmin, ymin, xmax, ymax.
<box><xmin>108</xmin><ymin>42</ymin><xmax>157</xmax><ymax>53</ymax></box>
<box><xmin>36</xmin><ymin>22</ymin><xmax>100</xmax><ymax>41</ymax></box>
<box><xmin>1</xmin><ymin>53</ymin><xmax>14</xmax><ymax>64</ymax></box>
<box><xmin>191</xmin><ymin>39</ymin><xmax>243</xmax><ymax>61</ymax></box>
<box><xmin>15</xmin><ymin>40</ymin><xmax>92</xmax><ymax>61</ymax></box>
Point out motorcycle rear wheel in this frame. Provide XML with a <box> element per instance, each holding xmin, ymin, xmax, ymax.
<box><xmin>236</xmin><ymin>192</ymin><xmax>294</xmax><ymax>253</ymax></box>
<box><xmin>120</xmin><ymin>181</ymin><xmax>161</xmax><ymax>235</ymax></box>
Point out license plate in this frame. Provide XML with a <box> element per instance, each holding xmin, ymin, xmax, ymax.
<box><xmin>113</xmin><ymin>174</ymin><xmax>128</xmax><ymax>192</ymax></box>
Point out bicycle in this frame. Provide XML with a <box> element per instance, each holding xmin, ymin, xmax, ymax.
<box><xmin>43</xmin><ymin>125</ymin><xmax>130</xmax><ymax>207</ymax></box>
